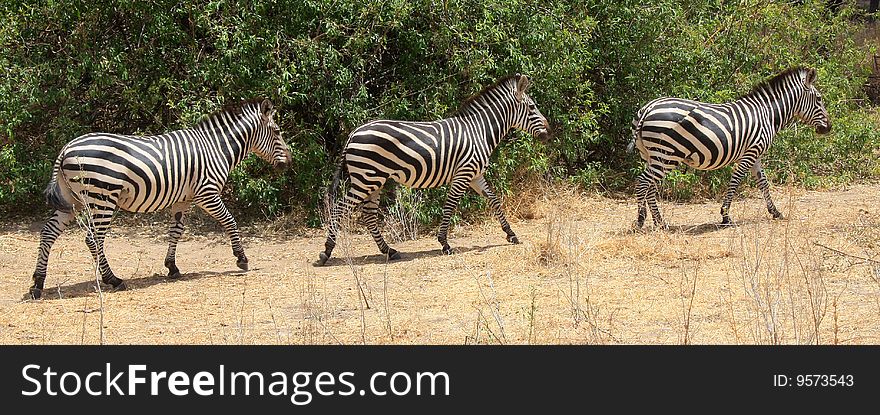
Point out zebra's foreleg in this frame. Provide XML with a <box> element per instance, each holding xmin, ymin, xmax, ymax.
<box><xmin>720</xmin><ymin>158</ymin><xmax>757</xmax><ymax>225</ymax></box>
<box><xmin>318</xmin><ymin>189</ymin><xmax>364</xmax><ymax>266</ymax></box>
<box><xmin>164</xmin><ymin>203</ymin><xmax>189</xmax><ymax>278</ymax></box>
<box><xmin>750</xmin><ymin>160</ymin><xmax>783</xmax><ymax>220</ymax></box>
<box><xmin>196</xmin><ymin>195</ymin><xmax>248</xmax><ymax>271</ymax></box>
<box><xmin>30</xmin><ymin>210</ymin><xmax>75</xmax><ymax>299</ymax></box>
<box><xmin>437</xmin><ymin>177</ymin><xmax>471</xmax><ymax>255</ymax></box>
<box><xmin>82</xmin><ymin>205</ymin><xmax>126</xmax><ymax>291</ymax></box>
<box><xmin>470</xmin><ymin>175</ymin><xmax>518</xmax><ymax>244</ymax></box>
<box><xmin>362</xmin><ymin>190</ymin><xmax>400</xmax><ymax>260</ymax></box>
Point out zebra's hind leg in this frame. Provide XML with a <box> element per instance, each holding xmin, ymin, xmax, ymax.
<box><xmin>318</xmin><ymin>188</ymin><xmax>367</xmax><ymax>266</ymax></box>
<box><xmin>635</xmin><ymin>167</ymin><xmax>670</xmax><ymax>230</ymax></box>
<box><xmin>720</xmin><ymin>157</ymin><xmax>757</xmax><ymax>225</ymax></box>
<box><xmin>470</xmin><ymin>174</ymin><xmax>519</xmax><ymax>244</ymax></box>
<box><xmin>751</xmin><ymin>160</ymin><xmax>783</xmax><ymax>220</ymax></box>
<box><xmin>437</xmin><ymin>176</ymin><xmax>472</xmax><ymax>255</ymax></box>
<box><xmin>647</xmin><ymin>181</ymin><xmax>668</xmax><ymax>230</ymax></box>
<box><xmin>164</xmin><ymin>203</ymin><xmax>190</xmax><ymax>278</ymax></box>
<box><xmin>195</xmin><ymin>194</ymin><xmax>248</xmax><ymax>271</ymax></box>
<box><xmin>634</xmin><ymin>171</ymin><xmax>653</xmax><ymax>229</ymax></box>
<box><xmin>362</xmin><ymin>189</ymin><xmax>401</xmax><ymax>261</ymax></box>
<box><xmin>82</xmin><ymin>204</ymin><xmax>126</xmax><ymax>291</ymax></box>
<box><xmin>30</xmin><ymin>210</ymin><xmax>75</xmax><ymax>299</ymax></box>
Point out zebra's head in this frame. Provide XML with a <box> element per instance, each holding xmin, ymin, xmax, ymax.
<box><xmin>252</xmin><ymin>99</ymin><xmax>292</xmax><ymax>170</ymax></box>
<box><xmin>794</xmin><ymin>68</ymin><xmax>831</xmax><ymax>135</ymax></box>
<box><xmin>511</xmin><ymin>74</ymin><xmax>551</xmax><ymax>142</ymax></box>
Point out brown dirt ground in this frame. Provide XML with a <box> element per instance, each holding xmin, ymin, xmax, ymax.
<box><xmin>1</xmin><ymin>183</ymin><xmax>879</xmax><ymax>345</ymax></box>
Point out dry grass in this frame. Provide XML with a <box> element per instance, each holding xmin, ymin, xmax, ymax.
<box><xmin>0</xmin><ymin>182</ymin><xmax>878</xmax><ymax>345</ymax></box>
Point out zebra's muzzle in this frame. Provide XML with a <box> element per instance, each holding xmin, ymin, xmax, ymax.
<box><xmin>275</xmin><ymin>150</ymin><xmax>292</xmax><ymax>171</ymax></box>
<box><xmin>537</xmin><ymin>131</ymin><xmax>552</xmax><ymax>143</ymax></box>
<box><xmin>816</xmin><ymin>123</ymin><xmax>832</xmax><ymax>135</ymax></box>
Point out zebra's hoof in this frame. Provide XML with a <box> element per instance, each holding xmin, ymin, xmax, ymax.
<box><xmin>720</xmin><ymin>217</ymin><xmax>733</xmax><ymax>226</ymax></box>
<box><xmin>110</xmin><ymin>281</ymin><xmax>127</xmax><ymax>292</ymax></box>
<box><xmin>236</xmin><ymin>259</ymin><xmax>249</xmax><ymax>271</ymax></box>
<box><xmin>317</xmin><ymin>252</ymin><xmax>330</xmax><ymax>266</ymax></box>
<box><xmin>387</xmin><ymin>249</ymin><xmax>401</xmax><ymax>261</ymax></box>
<box><xmin>507</xmin><ymin>235</ymin><xmax>520</xmax><ymax>244</ymax></box>
<box><xmin>441</xmin><ymin>245</ymin><xmax>453</xmax><ymax>255</ymax></box>
<box><xmin>29</xmin><ymin>287</ymin><xmax>42</xmax><ymax>300</ymax></box>
<box><xmin>772</xmin><ymin>211</ymin><xmax>784</xmax><ymax>220</ymax></box>
<box><xmin>167</xmin><ymin>264</ymin><xmax>181</xmax><ymax>279</ymax></box>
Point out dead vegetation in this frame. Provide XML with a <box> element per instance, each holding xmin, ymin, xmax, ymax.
<box><xmin>0</xmin><ymin>182</ymin><xmax>878</xmax><ymax>345</ymax></box>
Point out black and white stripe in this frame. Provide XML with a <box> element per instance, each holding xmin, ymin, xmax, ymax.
<box><xmin>317</xmin><ymin>74</ymin><xmax>550</xmax><ymax>265</ymax></box>
<box><xmin>629</xmin><ymin>67</ymin><xmax>831</xmax><ymax>228</ymax></box>
<box><xmin>30</xmin><ymin>98</ymin><xmax>291</xmax><ymax>299</ymax></box>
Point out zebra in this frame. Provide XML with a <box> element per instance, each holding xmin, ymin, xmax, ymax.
<box><xmin>316</xmin><ymin>74</ymin><xmax>550</xmax><ymax>266</ymax></box>
<box><xmin>29</xmin><ymin>98</ymin><xmax>290</xmax><ymax>299</ymax></box>
<box><xmin>629</xmin><ymin>67</ymin><xmax>831</xmax><ymax>229</ymax></box>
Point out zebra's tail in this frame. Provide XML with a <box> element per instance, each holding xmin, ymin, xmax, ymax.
<box><xmin>324</xmin><ymin>150</ymin><xmax>349</xmax><ymax>211</ymax></box>
<box><xmin>44</xmin><ymin>153</ymin><xmax>72</xmax><ymax>213</ymax></box>
<box><xmin>628</xmin><ymin>101</ymin><xmax>654</xmax><ymax>156</ymax></box>
<box><xmin>627</xmin><ymin>110</ymin><xmax>645</xmax><ymax>154</ymax></box>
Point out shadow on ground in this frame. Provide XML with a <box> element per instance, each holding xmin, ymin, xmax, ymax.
<box><xmin>314</xmin><ymin>243</ymin><xmax>509</xmax><ymax>267</ymax></box>
<box><xmin>22</xmin><ymin>268</ymin><xmax>249</xmax><ymax>301</ymax></box>
<box><xmin>611</xmin><ymin>217</ymin><xmax>776</xmax><ymax>237</ymax></box>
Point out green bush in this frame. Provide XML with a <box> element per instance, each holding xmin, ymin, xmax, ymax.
<box><xmin>1</xmin><ymin>0</ymin><xmax>877</xmax><ymax>225</ymax></box>
<box><xmin>583</xmin><ymin>0</ymin><xmax>879</xmax><ymax>197</ymax></box>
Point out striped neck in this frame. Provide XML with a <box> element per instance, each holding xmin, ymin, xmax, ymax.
<box><xmin>194</xmin><ymin>105</ymin><xmax>260</xmax><ymax>169</ymax></box>
<box><xmin>738</xmin><ymin>70</ymin><xmax>807</xmax><ymax>134</ymax></box>
<box><xmin>454</xmin><ymin>79</ymin><xmax>521</xmax><ymax>150</ymax></box>
<box><xmin>457</xmin><ymin>103</ymin><xmax>518</xmax><ymax>150</ymax></box>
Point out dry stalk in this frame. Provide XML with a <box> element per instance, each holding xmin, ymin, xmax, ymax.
<box><xmin>384</xmin><ymin>185</ymin><xmax>422</xmax><ymax>244</ymax></box>
<box><xmin>382</xmin><ymin>261</ymin><xmax>393</xmax><ymax>340</ymax></box>
<box><xmin>527</xmin><ymin>285</ymin><xmax>537</xmax><ymax>345</ymax></box>
<box><xmin>679</xmin><ymin>261</ymin><xmax>700</xmax><ymax>345</ymax></box>
<box><xmin>267</xmin><ymin>296</ymin><xmax>282</xmax><ymax>344</ymax></box>
<box><xmin>301</xmin><ymin>260</ymin><xmax>340</xmax><ymax>344</ymax></box>
<box><xmin>720</xmin><ymin>270</ymin><xmax>741</xmax><ymax>343</ymax></box>
<box><xmin>80</xmin><ymin>295</ymin><xmax>90</xmax><ymax>344</ymax></box>
<box><xmin>815</xmin><ymin>242</ymin><xmax>880</xmax><ymax>264</ymax></box>
<box><xmin>468</xmin><ymin>310</ymin><xmax>482</xmax><ymax>345</ymax></box>
<box><xmin>69</xmin><ymin>160</ymin><xmax>106</xmax><ymax>345</ymax></box>
<box><xmin>473</xmin><ymin>271</ymin><xmax>507</xmax><ymax>344</ymax></box>
<box><xmin>339</xmin><ymin>214</ymin><xmax>368</xmax><ymax>344</ymax></box>
<box><xmin>736</xmin><ymin>221</ymin><xmax>780</xmax><ymax>344</ymax></box>
<box><xmin>237</xmin><ymin>279</ymin><xmax>247</xmax><ymax>343</ymax></box>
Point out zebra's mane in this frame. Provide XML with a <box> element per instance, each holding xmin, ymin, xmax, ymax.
<box><xmin>454</xmin><ymin>75</ymin><xmax>518</xmax><ymax>116</ymax></box>
<box><xmin>740</xmin><ymin>67</ymin><xmax>809</xmax><ymax>99</ymax></box>
<box><xmin>194</xmin><ymin>98</ymin><xmax>266</xmax><ymax>129</ymax></box>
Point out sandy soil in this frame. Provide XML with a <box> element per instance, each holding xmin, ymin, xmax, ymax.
<box><xmin>1</xmin><ymin>183</ymin><xmax>878</xmax><ymax>345</ymax></box>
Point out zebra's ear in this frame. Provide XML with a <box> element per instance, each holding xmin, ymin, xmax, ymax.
<box><xmin>515</xmin><ymin>74</ymin><xmax>530</xmax><ymax>102</ymax></box>
<box><xmin>804</xmin><ymin>68</ymin><xmax>818</xmax><ymax>87</ymax></box>
<box><xmin>260</xmin><ymin>99</ymin><xmax>275</xmax><ymax>117</ymax></box>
